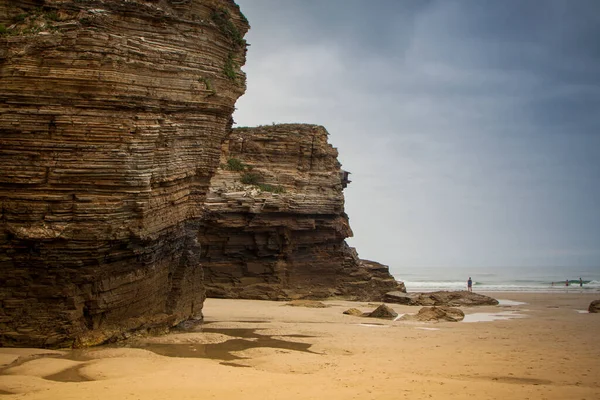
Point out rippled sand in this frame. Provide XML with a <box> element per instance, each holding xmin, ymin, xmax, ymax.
<box><xmin>1</xmin><ymin>293</ymin><xmax>598</xmax><ymax>399</ymax></box>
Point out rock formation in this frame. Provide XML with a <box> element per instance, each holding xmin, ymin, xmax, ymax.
<box><xmin>199</xmin><ymin>124</ymin><xmax>404</xmax><ymax>301</ymax></box>
<box><xmin>0</xmin><ymin>0</ymin><xmax>249</xmax><ymax>347</ymax></box>
<box><xmin>385</xmin><ymin>291</ymin><xmax>498</xmax><ymax>307</ymax></box>
<box><xmin>366</xmin><ymin>304</ymin><xmax>398</xmax><ymax>319</ymax></box>
<box><xmin>400</xmin><ymin>306</ymin><xmax>465</xmax><ymax>322</ymax></box>
<box><xmin>0</xmin><ymin>1</ymin><xmax>403</xmax><ymax>348</ymax></box>
<box><xmin>343</xmin><ymin>308</ymin><xmax>363</xmax><ymax>316</ymax></box>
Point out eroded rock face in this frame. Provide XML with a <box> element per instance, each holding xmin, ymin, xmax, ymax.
<box><xmin>0</xmin><ymin>0</ymin><xmax>248</xmax><ymax>347</ymax></box>
<box><xmin>200</xmin><ymin>124</ymin><xmax>404</xmax><ymax>301</ymax></box>
<box><xmin>385</xmin><ymin>291</ymin><xmax>498</xmax><ymax>307</ymax></box>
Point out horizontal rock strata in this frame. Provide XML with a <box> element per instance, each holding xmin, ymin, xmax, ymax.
<box><xmin>0</xmin><ymin>0</ymin><xmax>248</xmax><ymax>347</ymax></box>
<box><xmin>200</xmin><ymin>124</ymin><xmax>404</xmax><ymax>301</ymax></box>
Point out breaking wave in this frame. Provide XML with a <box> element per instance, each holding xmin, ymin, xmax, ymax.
<box><xmin>400</xmin><ymin>279</ymin><xmax>600</xmax><ymax>292</ymax></box>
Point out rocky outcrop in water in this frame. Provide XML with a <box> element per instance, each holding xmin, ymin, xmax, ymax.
<box><xmin>385</xmin><ymin>291</ymin><xmax>498</xmax><ymax>306</ymax></box>
<box><xmin>200</xmin><ymin>124</ymin><xmax>404</xmax><ymax>301</ymax></box>
<box><xmin>0</xmin><ymin>0</ymin><xmax>248</xmax><ymax>347</ymax></box>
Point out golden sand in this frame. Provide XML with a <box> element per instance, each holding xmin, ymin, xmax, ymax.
<box><xmin>1</xmin><ymin>292</ymin><xmax>598</xmax><ymax>400</ymax></box>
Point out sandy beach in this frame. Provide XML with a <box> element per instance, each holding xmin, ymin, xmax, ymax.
<box><xmin>0</xmin><ymin>292</ymin><xmax>598</xmax><ymax>400</ymax></box>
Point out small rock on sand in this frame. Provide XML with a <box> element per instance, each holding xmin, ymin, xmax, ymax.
<box><xmin>367</xmin><ymin>304</ymin><xmax>398</xmax><ymax>319</ymax></box>
<box><xmin>343</xmin><ymin>308</ymin><xmax>364</xmax><ymax>316</ymax></box>
<box><xmin>589</xmin><ymin>300</ymin><xmax>600</xmax><ymax>313</ymax></box>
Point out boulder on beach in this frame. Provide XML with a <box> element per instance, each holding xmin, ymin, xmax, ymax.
<box><xmin>343</xmin><ymin>308</ymin><xmax>364</xmax><ymax>316</ymax></box>
<box><xmin>400</xmin><ymin>306</ymin><xmax>465</xmax><ymax>322</ymax></box>
<box><xmin>589</xmin><ymin>300</ymin><xmax>600</xmax><ymax>313</ymax></box>
<box><xmin>384</xmin><ymin>290</ymin><xmax>499</xmax><ymax>307</ymax></box>
<box><xmin>367</xmin><ymin>304</ymin><xmax>398</xmax><ymax>319</ymax></box>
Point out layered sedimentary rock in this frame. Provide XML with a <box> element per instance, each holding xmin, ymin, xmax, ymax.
<box><xmin>0</xmin><ymin>0</ymin><xmax>248</xmax><ymax>347</ymax></box>
<box><xmin>200</xmin><ymin>124</ymin><xmax>404</xmax><ymax>301</ymax></box>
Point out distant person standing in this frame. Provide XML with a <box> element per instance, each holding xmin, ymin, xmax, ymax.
<box><xmin>580</xmin><ymin>277</ymin><xmax>583</xmax><ymax>287</ymax></box>
<box><xmin>565</xmin><ymin>279</ymin><xmax>569</xmax><ymax>287</ymax></box>
<box><xmin>467</xmin><ymin>277</ymin><xmax>473</xmax><ymax>292</ymax></box>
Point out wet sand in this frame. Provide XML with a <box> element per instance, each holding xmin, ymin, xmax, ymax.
<box><xmin>0</xmin><ymin>292</ymin><xmax>598</xmax><ymax>399</ymax></box>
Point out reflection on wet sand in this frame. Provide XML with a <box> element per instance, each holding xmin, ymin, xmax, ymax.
<box><xmin>125</xmin><ymin>327</ymin><xmax>320</xmax><ymax>362</ymax></box>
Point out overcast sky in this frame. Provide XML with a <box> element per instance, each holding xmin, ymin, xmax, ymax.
<box><xmin>233</xmin><ymin>0</ymin><xmax>600</xmax><ymax>271</ymax></box>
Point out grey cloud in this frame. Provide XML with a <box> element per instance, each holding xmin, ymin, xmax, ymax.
<box><xmin>235</xmin><ymin>0</ymin><xmax>600</xmax><ymax>269</ymax></box>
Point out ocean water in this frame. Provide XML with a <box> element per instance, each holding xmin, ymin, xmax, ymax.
<box><xmin>390</xmin><ymin>266</ymin><xmax>600</xmax><ymax>293</ymax></box>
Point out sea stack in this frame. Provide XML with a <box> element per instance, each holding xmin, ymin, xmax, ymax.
<box><xmin>200</xmin><ymin>124</ymin><xmax>404</xmax><ymax>301</ymax></box>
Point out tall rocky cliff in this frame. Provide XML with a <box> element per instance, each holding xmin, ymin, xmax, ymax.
<box><xmin>0</xmin><ymin>0</ymin><xmax>249</xmax><ymax>347</ymax></box>
<box><xmin>201</xmin><ymin>124</ymin><xmax>403</xmax><ymax>301</ymax></box>
<box><xmin>0</xmin><ymin>1</ymin><xmax>402</xmax><ymax>348</ymax></box>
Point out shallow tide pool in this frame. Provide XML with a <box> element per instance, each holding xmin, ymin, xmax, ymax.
<box><xmin>462</xmin><ymin>311</ymin><xmax>526</xmax><ymax>323</ymax></box>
